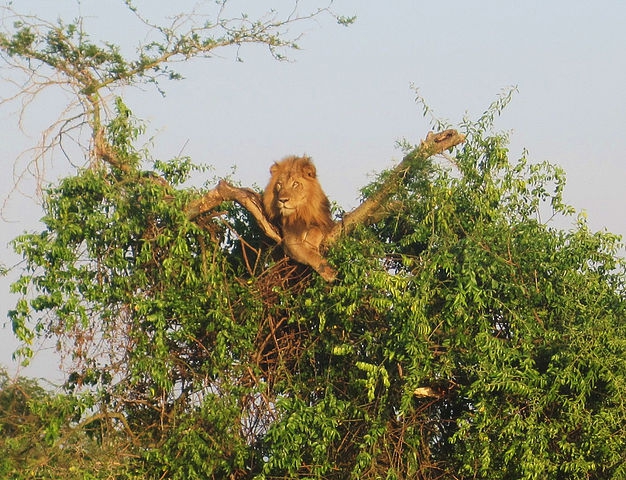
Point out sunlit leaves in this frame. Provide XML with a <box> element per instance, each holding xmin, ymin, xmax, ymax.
<box><xmin>7</xmin><ymin>88</ymin><xmax>626</xmax><ymax>478</ymax></box>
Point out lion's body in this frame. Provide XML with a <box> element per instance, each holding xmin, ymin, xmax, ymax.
<box><xmin>263</xmin><ymin>156</ymin><xmax>337</xmax><ymax>281</ymax></box>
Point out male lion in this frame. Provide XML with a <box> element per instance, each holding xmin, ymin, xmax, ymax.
<box><xmin>263</xmin><ymin>156</ymin><xmax>337</xmax><ymax>282</ymax></box>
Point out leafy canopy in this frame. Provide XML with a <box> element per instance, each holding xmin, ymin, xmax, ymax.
<box><xmin>2</xmin><ymin>2</ymin><xmax>626</xmax><ymax>479</ymax></box>
<box><xmin>7</xmin><ymin>91</ymin><xmax>626</xmax><ymax>479</ymax></box>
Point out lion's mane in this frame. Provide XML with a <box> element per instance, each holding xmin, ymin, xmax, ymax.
<box><xmin>263</xmin><ymin>156</ymin><xmax>334</xmax><ymax>233</ymax></box>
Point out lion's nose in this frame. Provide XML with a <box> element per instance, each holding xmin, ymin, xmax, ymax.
<box><xmin>278</xmin><ymin>197</ymin><xmax>288</xmax><ymax>206</ymax></box>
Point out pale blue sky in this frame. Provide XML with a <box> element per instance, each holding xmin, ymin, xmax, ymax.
<box><xmin>1</xmin><ymin>0</ymin><xmax>625</xmax><ymax>381</ymax></box>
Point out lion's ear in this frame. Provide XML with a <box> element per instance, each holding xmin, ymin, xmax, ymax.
<box><xmin>269</xmin><ymin>163</ymin><xmax>280</xmax><ymax>175</ymax></box>
<box><xmin>302</xmin><ymin>161</ymin><xmax>317</xmax><ymax>178</ymax></box>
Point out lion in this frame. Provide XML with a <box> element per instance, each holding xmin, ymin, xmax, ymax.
<box><xmin>263</xmin><ymin>155</ymin><xmax>337</xmax><ymax>282</ymax></box>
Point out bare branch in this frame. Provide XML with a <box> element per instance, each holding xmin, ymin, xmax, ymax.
<box><xmin>186</xmin><ymin>180</ymin><xmax>281</xmax><ymax>244</ymax></box>
<box><xmin>0</xmin><ymin>2</ymin><xmax>347</xmax><ymax>193</ymax></box>
<box><xmin>325</xmin><ymin>129</ymin><xmax>466</xmax><ymax>246</ymax></box>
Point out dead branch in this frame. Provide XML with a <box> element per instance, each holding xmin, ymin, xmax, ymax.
<box><xmin>186</xmin><ymin>180</ymin><xmax>282</xmax><ymax>244</ymax></box>
<box><xmin>413</xmin><ymin>386</ymin><xmax>439</xmax><ymax>398</ymax></box>
<box><xmin>93</xmin><ymin>126</ymin><xmax>131</xmax><ymax>173</ymax></box>
<box><xmin>325</xmin><ymin>129</ymin><xmax>465</xmax><ymax>245</ymax></box>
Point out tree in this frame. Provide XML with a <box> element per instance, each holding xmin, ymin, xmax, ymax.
<box><xmin>3</xmin><ymin>3</ymin><xmax>626</xmax><ymax>479</ymax></box>
<box><xmin>0</xmin><ymin>368</ymin><xmax>131</xmax><ymax>478</ymax></box>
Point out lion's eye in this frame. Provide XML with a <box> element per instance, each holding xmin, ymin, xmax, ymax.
<box><xmin>275</xmin><ymin>182</ymin><xmax>282</xmax><ymax>191</ymax></box>
<box><xmin>292</xmin><ymin>181</ymin><xmax>300</xmax><ymax>189</ymax></box>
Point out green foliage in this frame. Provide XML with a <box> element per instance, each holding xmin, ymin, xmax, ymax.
<box><xmin>3</xmin><ymin>5</ymin><xmax>626</xmax><ymax>477</ymax></box>
<box><xmin>0</xmin><ymin>368</ymin><xmax>137</xmax><ymax>479</ymax></box>
<box><xmin>8</xmin><ymin>90</ymin><xmax>626</xmax><ymax>478</ymax></box>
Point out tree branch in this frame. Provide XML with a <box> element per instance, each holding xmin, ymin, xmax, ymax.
<box><xmin>325</xmin><ymin>129</ymin><xmax>465</xmax><ymax>245</ymax></box>
<box><xmin>0</xmin><ymin>2</ymin><xmax>349</xmax><ymax>193</ymax></box>
<box><xmin>186</xmin><ymin>180</ymin><xmax>282</xmax><ymax>244</ymax></box>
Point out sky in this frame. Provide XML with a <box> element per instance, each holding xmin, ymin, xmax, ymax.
<box><xmin>1</xmin><ymin>0</ymin><xmax>625</xmax><ymax>382</ymax></box>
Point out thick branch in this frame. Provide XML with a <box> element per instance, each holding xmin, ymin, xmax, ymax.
<box><xmin>93</xmin><ymin>126</ymin><xmax>132</xmax><ymax>173</ymax></box>
<box><xmin>186</xmin><ymin>180</ymin><xmax>282</xmax><ymax>244</ymax></box>
<box><xmin>325</xmin><ymin>129</ymin><xmax>465</xmax><ymax>245</ymax></box>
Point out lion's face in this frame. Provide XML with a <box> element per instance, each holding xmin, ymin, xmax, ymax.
<box><xmin>263</xmin><ymin>156</ymin><xmax>333</xmax><ymax>231</ymax></box>
<box><xmin>270</xmin><ymin>167</ymin><xmax>312</xmax><ymax>218</ymax></box>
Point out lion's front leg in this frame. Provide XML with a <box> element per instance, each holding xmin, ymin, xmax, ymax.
<box><xmin>284</xmin><ymin>242</ymin><xmax>337</xmax><ymax>282</ymax></box>
<box><xmin>283</xmin><ymin>228</ymin><xmax>337</xmax><ymax>282</ymax></box>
